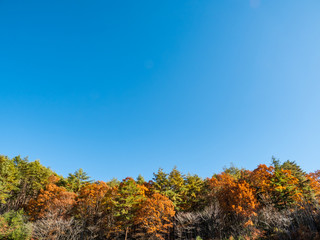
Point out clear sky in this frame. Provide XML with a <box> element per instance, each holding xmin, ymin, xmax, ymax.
<box><xmin>1</xmin><ymin>0</ymin><xmax>320</xmax><ymax>181</ymax></box>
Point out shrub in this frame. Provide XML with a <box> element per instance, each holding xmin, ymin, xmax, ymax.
<box><xmin>0</xmin><ymin>210</ymin><xmax>32</xmax><ymax>240</ymax></box>
<box><xmin>32</xmin><ymin>213</ymin><xmax>82</xmax><ymax>240</ymax></box>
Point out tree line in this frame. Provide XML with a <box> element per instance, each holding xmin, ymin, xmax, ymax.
<box><xmin>1</xmin><ymin>155</ymin><xmax>320</xmax><ymax>239</ymax></box>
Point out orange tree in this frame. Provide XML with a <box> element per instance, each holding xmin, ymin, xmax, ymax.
<box><xmin>307</xmin><ymin>170</ymin><xmax>320</xmax><ymax>204</ymax></box>
<box><xmin>134</xmin><ymin>192</ymin><xmax>175</xmax><ymax>240</ymax></box>
<box><xmin>75</xmin><ymin>181</ymin><xmax>112</xmax><ymax>238</ymax></box>
<box><xmin>75</xmin><ymin>181</ymin><xmax>110</xmax><ymax>219</ymax></box>
<box><xmin>26</xmin><ymin>176</ymin><xmax>76</xmax><ymax>220</ymax></box>
<box><xmin>247</xmin><ymin>164</ymin><xmax>274</xmax><ymax>205</ymax></box>
<box><xmin>208</xmin><ymin>172</ymin><xmax>258</xmax><ymax>218</ymax></box>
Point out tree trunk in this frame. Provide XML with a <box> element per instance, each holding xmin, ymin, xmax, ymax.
<box><xmin>125</xmin><ymin>227</ymin><xmax>129</xmax><ymax>240</ymax></box>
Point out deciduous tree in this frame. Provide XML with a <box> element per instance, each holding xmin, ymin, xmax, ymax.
<box><xmin>208</xmin><ymin>173</ymin><xmax>258</xmax><ymax>217</ymax></box>
<box><xmin>134</xmin><ymin>193</ymin><xmax>175</xmax><ymax>240</ymax></box>
<box><xmin>26</xmin><ymin>177</ymin><xmax>76</xmax><ymax>220</ymax></box>
<box><xmin>75</xmin><ymin>181</ymin><xmax>111</xmax><ymax>239</ymax></box>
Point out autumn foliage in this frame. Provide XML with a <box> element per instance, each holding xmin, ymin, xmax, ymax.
<box><xmin>76</xmin><ymin>180</ymin><xmax>110</xmax><ymax>219</ymax></box>
<box><xmin>307</xmin><ymin>170</ymin><xmax>320</xmax><ymax>203</ymax></box>
<box><xmin>134</xmin><ymin>193</ymin><xmax>175</xmax><ymax>240</ymax></box>
<box><xmin>1</xmin><ymin>155</ymin><xmax>320</xmax><ymax>240</ymax></box>
<box><xmin>208</xmin><ymin>173</ymin><xmax>258</xmax><ymax>217</ymax></box>
<box><xmin>26</xmin><ymin>176</ymin><xmax>76</xmax><ymax>220</ymax></box>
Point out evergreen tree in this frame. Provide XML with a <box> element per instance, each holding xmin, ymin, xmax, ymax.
<box><xmin>182</xmin><ymin>174</ymin><xmax>205</xmax><ymax>211</ymax></box>
<box><xmin>167</xmin><ymin>167</ymin><xmax>186</xmax><ymax>210</ymax></box>
<box><xmin>113</xmin><ymin>178</ymin><xmax>146</xmax><ymax>240</ymax></box>
<box><xmin>281</xmin><ymin>160</ymin><xmax>314</xmax><ymax>202</ymax></box>
<box><xmin>136</xmin><ymin>174</ymin><xmax>145</xmax><ymax>185</ymax></box>
<box><xmin>0</xmin><ymin>156</ymin><xmax>19</xmax><ymax>205</ymax></box>
<box><xmin>152</xmin><ymin>168</ymin><xmax>170</xmax><ymax>194</ymax></box>
<box><xmin>67</xmin><ymin>168</ymin><xmax>91</xmax><ymax>192</ymax></box>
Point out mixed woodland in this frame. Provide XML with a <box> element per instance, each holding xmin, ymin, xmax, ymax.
<box><xmin>1</xmin><ymin>155</ymin><xmax>320</xmax><ymax>240</ymax></box>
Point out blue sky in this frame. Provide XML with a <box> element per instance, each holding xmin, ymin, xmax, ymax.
<box><xmin>1</xmin><ymin>0</ymin><xmax>320</xmax><ymax>181</ymax></box>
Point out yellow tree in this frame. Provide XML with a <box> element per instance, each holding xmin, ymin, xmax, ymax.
<box><xmin>0</xmin><ymin>156</ymin><xmax>19</xmax><ymax>204</ymax></box>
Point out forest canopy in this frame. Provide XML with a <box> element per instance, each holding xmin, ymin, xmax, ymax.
<box><xmin>1</xmin><ymin>155</ymin><xmax>320</xmax><ymax>240</ymax></box>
